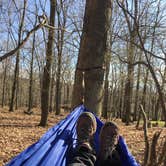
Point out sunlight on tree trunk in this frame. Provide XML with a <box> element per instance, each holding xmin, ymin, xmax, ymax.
<box><xmin>72</xmin><ymin>0</ymin><xmax>112</xmax><ymax>116</ymax></box>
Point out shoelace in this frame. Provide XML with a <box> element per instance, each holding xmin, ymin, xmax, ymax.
<box><xmin>103</xmin><ymin>134</ymin><xmax>117</xmax><ymax>154</ymax></box>
<box><xmin>78</xmin><ymin>127</ymin><xmax>93</xmax><ymax>143</ymax></box>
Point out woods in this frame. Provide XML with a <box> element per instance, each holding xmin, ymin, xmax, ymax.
<box><xmin>0</xmin><ymin>0</ymin><xmax>166</xmax><ymax>165</ymax></box>
<box><xmin>0</xmin><ymin>0</ymin><xmax>165</xmax><ymax>125</ymax></box>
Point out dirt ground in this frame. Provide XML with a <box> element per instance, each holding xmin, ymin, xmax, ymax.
<box><xmin>0</xmin><ymin>107</ymin><xmax>165</xmax><ymax>166</ymax></box>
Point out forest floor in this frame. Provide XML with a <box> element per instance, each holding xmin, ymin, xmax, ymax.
<box><xmin>0</xmin><ymin>107</ymin><xmax>165</xmax><ymax>166</ymax></box>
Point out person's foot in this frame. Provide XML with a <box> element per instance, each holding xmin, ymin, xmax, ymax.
<box><xmin>98</xmin><ymin>122</ymin><xmax>120</xmax><ymax>161</ymax></box>
<box><xmin>76</xmin><ymin>112</ymin><xmax>97</xmax><ymax>151</ymax></box>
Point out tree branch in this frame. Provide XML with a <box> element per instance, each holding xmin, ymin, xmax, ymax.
<box><xmin>115</xmin><ymin>33</ymin><xmax>166</xmax><ymax>62</ymax></box>
<box><xmin>111</xmin><ymin>50</ymin><xmax>149</xmax><ymax>67</ymax></box>
<box><xmin>157</xmin><ymin>137</ymin><xmax>166</xmax><ymax>165</ymax></box>
<box><xmin>139</xmin><ymin>104</ymin><xmax>150</xmax><ymax>166</ymax></box>
<box><xmin>149</xmin><ymin>131</ymin><xmax>162</xmax><ymax>166</ymax></box>
<box><xmin>0</xmin><ymin>14</ymin><xmax>47</xmax><ymax>62</ymax></box>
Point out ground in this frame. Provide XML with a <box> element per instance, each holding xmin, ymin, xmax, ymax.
<box><xmin>0</xmin><ymin>107</ymin><xmax>165</xmax><ymax>166</ymax></box>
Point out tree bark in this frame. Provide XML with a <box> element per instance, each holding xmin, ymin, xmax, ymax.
<box><xmin>49</xmin><ymin>71</ymin><xmax>54</xmax><ymax>112</ymax></box>
<box><xmin>39</xmin><ymin>0</ymin><xmax>56</xmax><ymax>126</ymax></box>
<box><xmin>72</xmin><ymin>0</ymin><xmax>112</xmax><ymax>116</ymax></box>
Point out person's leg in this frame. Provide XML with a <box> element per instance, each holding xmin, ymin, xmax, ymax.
<box><xmin>97</xmin><ymin>122</ymin><xmax>122</xmax><ymax>166</ymax></box>
<box><xmin>68</xmin><ymin>112</ymin><xmax>97</xmax><ymax>166</ymax></box>
<box><xmin>68</xmin><ymin>143</ymin><xmax>96</xmax><ymax>166</ymax></box>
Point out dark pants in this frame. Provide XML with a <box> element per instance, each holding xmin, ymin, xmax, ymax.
<box><xmin>68</xmin><ymin>146</ymin><xmax>122</xmax><ymax>166</ymax></box>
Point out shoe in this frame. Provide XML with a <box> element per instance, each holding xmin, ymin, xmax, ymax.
<box><xmin>76</xmin><ymin>112</ymin><xmax>97</xmax><ymax>150</ymax></box>
<box><xmin>98</xmin><ymin>122</ymin><xmax>119</xmax><ymax>161</ymax></box>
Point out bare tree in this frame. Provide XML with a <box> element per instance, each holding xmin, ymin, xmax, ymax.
<box><xmin>54</xmin><ymin>0</ymin><xmax>68</xmax><ymax>115</ymax></box>
<box><xmin>116</xmin><ymin>0</ymin><xmax>166</xmax><ymax>125</ymax></box>
<box><xmin>9</xmin><ymin>0</ymin><xmax>27</xmax><ymax>112</ymax></box>
<box><xmin>27</xmin><ymin>2</ymin><xmax>38</xmax><ymax>114</ymax></box>
<box><xmin>39</xmin><ymin>0</ymin><xmax>56</xmax><ymax>126</ymax></box>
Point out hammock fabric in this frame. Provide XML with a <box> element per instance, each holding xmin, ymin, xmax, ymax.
<box><xmin>7</xmin><ymin>105</ymin><xmax>139</xmax><ymax>166</ymax></box>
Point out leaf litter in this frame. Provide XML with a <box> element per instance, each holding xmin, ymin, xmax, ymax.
<box><xmin>0</xmin><ymin>107</ymin><xmax>165</xmax><ymax>166</ymax></box>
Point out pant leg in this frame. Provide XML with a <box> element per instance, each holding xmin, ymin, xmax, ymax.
<box><xmin>96</xmin><ymin>149</ymin><xmax>122</xmax><ymax>166</ymax></box>
<box><xmin>68</xmin><ymin>146</ymin><xmax>96</xmax><ymax>166</ymax></box>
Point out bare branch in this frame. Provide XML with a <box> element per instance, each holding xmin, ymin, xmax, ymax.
<box><xmin>111</xmin><ymin>50</ymin><xmax>149</xmax><ymax>67</ymax></box>
<box><xmin>0</xmin><ymin>15</ymin><xmax>47</xmax><ymax>62</ymax></box>
<box><xmin>115</xmin><ymin>33</ymin><xmax>166</xmax><ymax>62</ymax></box>
<box><xmin>139</xmin><ymin>104</ymin><xmax>150</xmax><ymax>166</ymax></box>
<box><xmin>116</xmin><ymin>0</ymin><xmax>133</xmax><ymax>33</ymax></box>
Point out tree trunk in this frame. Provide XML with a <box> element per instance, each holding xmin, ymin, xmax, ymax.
<box><xmin>27</xmin><ymin>14</ymin><xmax>37</xmax><ymax>113</ymax></box>
<box><xmin>72</xmin><ymin>0</ymin><xmax>112</xmax><ymax>116</ymax></box>
<box><xmin>55</xmin><ymin>1</ymin><xmax>66</xmax><ymax>115</ymax></box>
<box><xmin>39</xmin><ymin>0</ymin><xmax>56</xmax><ymax>126</ymax></box>
<box><xmin>120</xmin><ymin>0</ymin><xmax>138</xmax><ymax>125</ymax></box>
<box><xmin>1</xmin><ymin>60</ymin><xmax>8</xmax><ymax>107</ymax></box>
<box><xmin>1</xmin><ymin>33</ymin><xmax>10</xmax><ymax>107</ymax></box>
<box><xmin>102</xmin><ymin>6</ymin><xmax>113</xmax><ymax>119</ymax></box>
<box><xmin>122</xmin><ymin>35</ymin><xmax>135</xmax><ymax>125</ymax></box>
<box><xmin>133</xmin><ymin>52</ymin><xmax>141</xmax><ymax>121</ymax></box>
<box><xmin>102</xmin><ymin>44</ymin><xmax>111</xmax><ymax>118</ymax></box>
<box><xmin>66</xmin><ymin>83</ymin><xmax>70</xmax><ymax>106</ymax></box>
<box><xmin>118</xmin><ymin>64</ymin><xmax>125</xmax><ymax>119</ymax></box>
<box><xmin>9</xmin><ymin>0</ymin><xmax>27</xmax><ymax>112</ymax></box>
<box><xmin>136</xmin><ymin>69</ymin><xmax>149</xmax><ymax>128</ymax></box>
<box><xmin>49</xmin><ymin>72</ymin><xmax>54</xmax><ymax>112</ymax></box>
<box><xmin>102</xmin><ymin>68</ymin><xmax>109</xmax><ymax>119</ymax></box>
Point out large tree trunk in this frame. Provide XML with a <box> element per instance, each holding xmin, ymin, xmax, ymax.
<box><xmin>72</xmin><ymin>0</ymin><xmax>112</xmax><ymax>116</ymax></box>
<box><xmin>9</xmin><ymin>0</ymin><xmax>27</xmax><ymax>112</ymax></box>
<box><xmin>39</xmin><ymin>0</ymin><xmax>56</xmax><ymax>126</ymax></box>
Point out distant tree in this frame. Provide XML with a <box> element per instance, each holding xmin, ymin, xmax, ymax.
<box><xmin>54</xmin><ymin>0</ymin><xmax>68</xmax><ymax>115</ymax></box>
<box><xmin>117</xmin><ymin>0</ymin><xmax>166</xmax><ymax>126</ymax></box>
<box><xmin>9</xmin><ymin>0</ymin><xmax>27</xmax><ymax>112</ymax></box>
<box><xmin>102</xmin><ymin>1</ymin><xmax>113</xmax><ymax>119</ymax></box>
<box><xmin>27</xmin><ymin>2</ymin><xmax>38</xmax><ymax>114</ymax></box>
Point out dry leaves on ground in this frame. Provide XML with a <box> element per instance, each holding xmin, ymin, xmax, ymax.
<box><xmin>0</xmin><ymin>107</ymin><xmax>165</xmax><ymax>166</ymax></box>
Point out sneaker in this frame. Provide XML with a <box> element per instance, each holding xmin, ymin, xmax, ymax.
<box><xmin>76</xmin><ymin>112</ymin><xmax>97</xmax><ymax>151</ymax></box>
<box><xmin>98</xmin><ymin>122</ymin><xmax>119</xmax><ymax>161</ymax></box>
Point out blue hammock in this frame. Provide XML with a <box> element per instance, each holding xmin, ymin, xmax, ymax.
<box><xmin>7</xmin><ymin>105</ymin><xmax>139</xmax><ymax>166</ymax></box>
